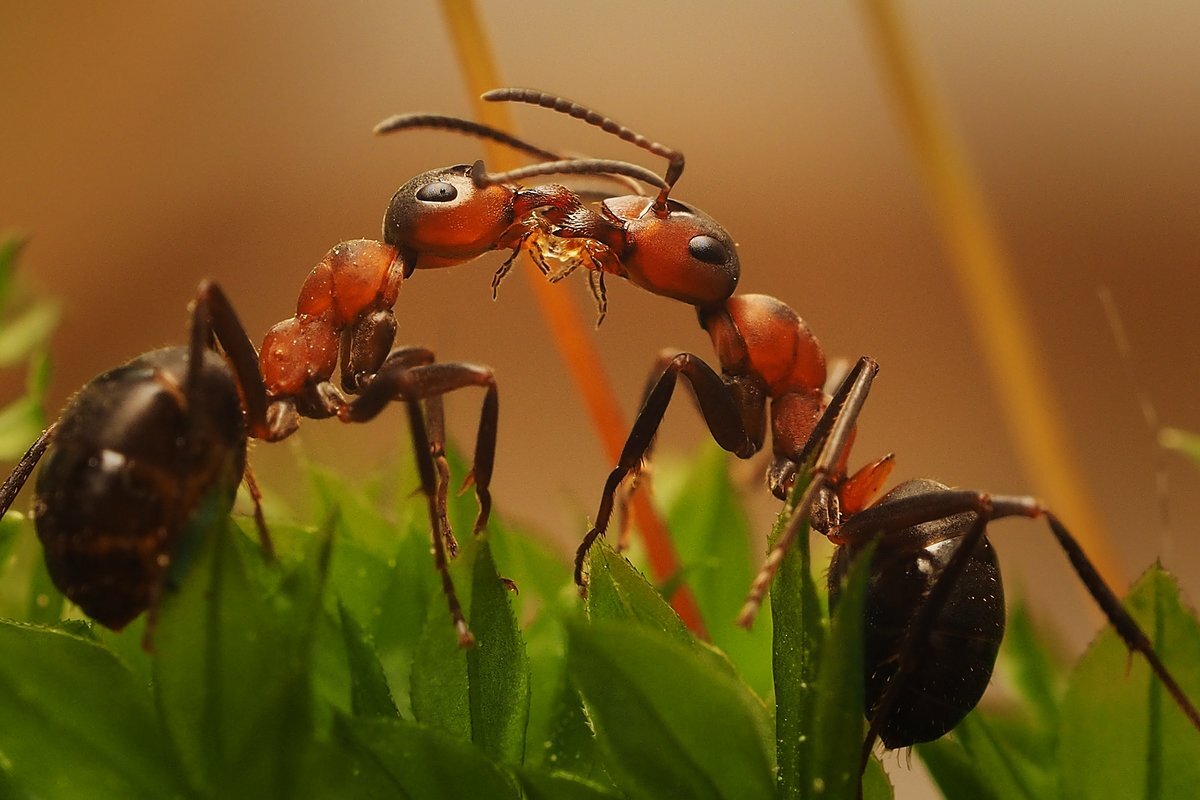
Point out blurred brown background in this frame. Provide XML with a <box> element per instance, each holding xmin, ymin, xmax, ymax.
<box><xmin>1</xmin><ymin>0</ymin><xmax>1198</xmax><ymax>775</ymax></box>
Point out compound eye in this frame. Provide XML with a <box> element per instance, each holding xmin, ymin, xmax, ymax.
<box><xmin>416</xmin><ymin>181</ymin><xmax>458</xmax><ymax>203</ymax></box>
<box><xmin>688</xmin><ymin>234</ymin><xmax>729</xmax><ymax>266</ymax></box>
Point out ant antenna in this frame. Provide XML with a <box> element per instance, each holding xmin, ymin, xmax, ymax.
<box><xmin>483</xmin><ymin>88</ymin><xmax>684</xmax><ymax>216</ymax></box>
<box><xmin>374</xmin><ymin>114</ymin><xmax>564</xmax><ymax>163</ymax></box>
<box><xmin>470</xmin><ymin>158</ymin><xmax>668</xmax><ymax>193</ymax></box>
<box><xmin>375</xmin><ymin>113</ymin><xmax>655</xmax><ymax>196</ymax></box>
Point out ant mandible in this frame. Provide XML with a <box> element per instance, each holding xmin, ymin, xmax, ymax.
<box><xmin>741</xmin><ymin>356</ymin><xmax>1200</xmax><ymax>765</ymax></box>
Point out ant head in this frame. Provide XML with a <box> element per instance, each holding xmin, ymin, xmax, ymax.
<box><xmin>381</xmin><ymin>165</ymin><xmax>517</xmax><ymax>270</ymax></box>
<box><xmin>604</xmin><ymin>195</ymin><xmax>739</xmax><ymax>307</ymax></box>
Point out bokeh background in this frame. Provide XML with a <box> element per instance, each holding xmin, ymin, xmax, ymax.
<box><xmin>2</xmin><ymin>2</ymin><xmax>1198</xmax><ymax>792</ymax></box>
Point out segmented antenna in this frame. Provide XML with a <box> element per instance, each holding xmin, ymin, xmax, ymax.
<box><xmin>483</xmin><ymin>88</ymin><xmax>684</xmax><ymax>214</ymax></box>
<box><xmin>375</xmin><ymin>113</ymin><xmax>656</xmax><ymax>195</ymax></box>
<box><xmin>470</xmin><ymin>159</ymin><xmax>668</xmax><ymax>192</ymax></box>
<box><xmin>374</xmin><ymin>114</ymin><xmax>564</xmax><ymax>163</ymax></box>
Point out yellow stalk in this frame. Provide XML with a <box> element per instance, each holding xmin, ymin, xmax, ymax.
<box><xmin>860</xmin><ymin>0</ymin><xmax>1124</xmax><ymax>588</ymax></box>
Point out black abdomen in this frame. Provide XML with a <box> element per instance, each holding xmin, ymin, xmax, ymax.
<box><xmin>829</xmin><ymin>479</ymin><xmax>1006</xmax><ymax>748</ymax></box>
<box><xmin>32</xmin><ymin>347</ymin><xmax>245</xmax><ymax>630</ymax></box>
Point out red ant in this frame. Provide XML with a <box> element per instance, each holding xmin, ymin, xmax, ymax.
<box><xmin>479</xmin><ymin>92</ymin><xmax>1200</xmax><ymax>757</ymax></box>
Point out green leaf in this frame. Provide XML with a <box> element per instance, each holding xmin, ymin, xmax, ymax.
<box><xmin>1060</xmin><ymin>565</ymin><xmax>1200</xmax><ymax>799</ymax></box>
<box><xmin>338</xmin><ymin>599</ymin><xmax>400</xmax><ymax>719</ymax></box>
<box><xmin>0</xmin><ymin>353</ymin><xmax>51</xmax><ymax>460</ymax></box>
<box><xmin>410</xmin><ymin>540</ymin><xmax>473</xmax><ymax>741</ymax></box>
<box><xmin>861</xmin><ymin>757</ymin><xmax>895</xmax><ymax>800</ymax></box>
<box><xmin>567</xmin><ymin>618</ymin><xmax>773</xmax><ymax>800</ymax></box>
<box><xmin>586</xmin><ymin>541</ymin><xmax>692</xmax><ymax>644</ymax></box>
<box><xmin>809</xmin><ymin>539</ymin><xmax>874</xmax><ymax>800</ymax></box>
<box><xmin>586</xmin><ymin>539</ymin><xmax>747</xmax><ymax>688</ymax></box>
<box><xmin>0</xmin><ymin>621</ymin><xmax>190</xmax><ymax>799</ymax></box>
<box><xmin>24</xmin><ymin>535</ymin><xmax>64</xmax><ymax>625</ymax></box>
<box><xmin>467</xmin><ymin>538</ymin><xmax>531</xmax><ymax>763</ymax></box>
<box><xmin>516</xmin><ymin>767</ymin><xmax>623</xmax><ymax>800</ymax></box>
<box><xmin>1000</xmin><ymin>597</ymin><xmax>1065</xmax><ymax>732</ymax></box>
<box><xmin>411</xmin><ymin>537</ymin><xmax>531</xmax><ymax>763</ymax></box>
<box><xmin>521</xmin><ymin>609</ymin><xmax>598</xmax><ymax>772</ymax></box>
<box><xmin>152</xmin><ymin>513</ymin><xmax>326</xmax><ymax>799</ymax></box>
<box><xmin>770</xmin><ymin>499</ymin><xmax>824</xmax><ymax>800</ymax></box>
<box><xmin>666</xmin><ymin>443</ymin><xmax>773</xmax><ymax>697</ymax></box>
<box><xmin>307</xmin><ymin>464</ymin><xmax>439</xmax><ymax>719</ymax></box>
<box><xmin>0</xmin><ymin>302</ymin><xmax>59</xmax><ymax>366</ymax></box>
<box><xmin>293</xmin><ymin>737</ymin><xmax>399</xmax><ymax>800</ymax></box>
<box><xmin>948</xmin><ymin>712</ymin><xmax>1051</xmax><ymax>800</ymax></box>
<box><xmin>334</xmin><ymin>715</ymin><xmax>522</xmax><ymax>799</ymax></box>
<box><xmin>919</xmin><ymin>734</ymin><xmax>1002</xmax><ymax>800</ymax></box>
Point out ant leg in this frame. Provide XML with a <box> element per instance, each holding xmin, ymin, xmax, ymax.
<box><xmin>491</xmin><ymin>249</ymin><xmax>524</xmax><ymax>299</ymax></box>
<box><xmin>192</xmin><ymin>281</ymin><xmax>274</xmax><ymax>441</ymax></box>
<box><xmin>340</xmin><ymin>360</ymin><xmax>498</xmax><ymax>536</ymax></box>
<box><xmin>188</xmin><ymin>281</ymin><xmax>278</xmax><ymax>561</ymax></box>
<box><xmin>404</xmin><ymin>395</ymin><xmax>473</xmax><ymax>648</ymax></box>
<box><xmin>613</xmin><ymin>350</ymin><xmax>696</xmax><ymax>552</ymax></box>
<box><xmin>575</xmin><ymin>353</ymin><xmax>766</xmax><ymax>588</ymax></box>
<box><xmin>422</xmin><ymin>393</ymin><xmax>458</xmax><ymax>558</ymax></box>
<box><xmin>360</xmin><ymin>345</ymin><xmax>457</xmax><ymax>554</ymax></box>
<box><xmin>241</xmin><ymin>461</ymin><xmax>274</xmax><ymax>560</ymax></box>
<box><xmin>0</xmin><ymin>424</ymin><xmax>57</xmax><ymax>518</ymax></box>
<box><xmin>586</xmin><ymin>270</ymin><xmax>608</xmax><ymax>327</ymax></box>
<box><xmin>1037</xmin><ymin>509</ymin><xmax>1200</xmax><ymax>732</ymax></box>
<box><xmin>738</xmin><ymin>357</ymin><xmax>880</xmax><ymax>627</ymax></box>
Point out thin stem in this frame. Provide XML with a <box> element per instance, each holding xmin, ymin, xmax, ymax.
<box><xmin>860</xmin><ymin>0</ymin><xmax>1124</xmax><ymax>591</ymax></box>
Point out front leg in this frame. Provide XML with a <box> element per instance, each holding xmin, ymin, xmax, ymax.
<box><xmin>334</xmin><ymin>355</ymin><xmax>500</xmax><ymax>649</ymax></box>
<box><xmin>575</xmin><ymin>352</ymin><xmax>768</xmax><ymax>588</ymax></box>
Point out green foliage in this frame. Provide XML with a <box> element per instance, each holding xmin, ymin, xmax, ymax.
<box><xmin>0</xmin><ymin>235</ymin><xmax>59</xmax><ymax>460</ymax></box>
<box><xmin>0</xmin><ymin>251</ymin><xmax>1196</xmax><ymax>800</ymax></box>
<box><xmin>2</xmin><ymin>440</ymin><xmax>1200</xmax><ymax>798</ymax></box>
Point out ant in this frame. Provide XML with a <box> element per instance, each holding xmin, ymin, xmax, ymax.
<box><xmin>0</xmin><ymin>99</ymin><xmax>673</xmax><ymax>648</ymax></box>
<box><xmin>378</xmin><ymin>89</ymin><xmax>1200</xmax><ymax>764</ymax></box>
<box><xmin>740</xmin><ymin>356</ymin><xmax>1200</xmax><ymax>766</ymax></box>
